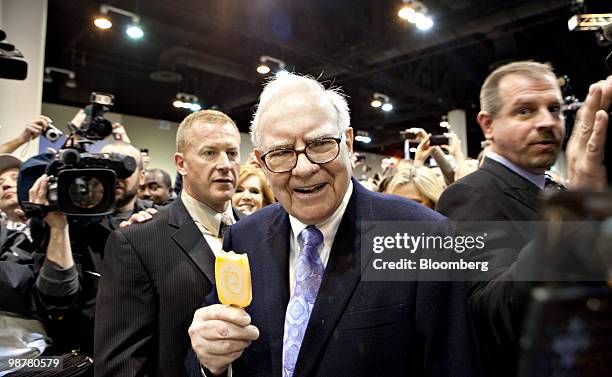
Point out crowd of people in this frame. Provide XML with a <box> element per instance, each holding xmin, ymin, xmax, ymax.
<box><xmin>0</xmin><ymin>60</ymin><xmax>610</xmax><ymax>377</ymax></box>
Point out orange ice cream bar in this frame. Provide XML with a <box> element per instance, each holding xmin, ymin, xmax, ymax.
<box><xmin>215</xmin><ymin>250</ymin><xmax>252</xmax><ymax>307</ymax></box>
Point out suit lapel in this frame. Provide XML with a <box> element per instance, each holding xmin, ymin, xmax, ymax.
<box><xmin>293</xmin><ymin>182</ymin><xmax>364</xmax><ymax>377</ymax></box>
<box><xmin>482</xmin><ymin>157</ymin><xmax>540</xmax><ymax>213</ymax></box>
<box><xmin>503</xmin><ymin>186</ymin><xmax>539</xmax><ymax>213</ymax></box>
<box><xmin>168</xmin><ymin>199</ymin><xmax>216</xmax><ymax>284</ymax></box>
<box><xmin>253</xmin><ymin>206</ymin><xmax>291</xmax><ymax>377</ymax></box>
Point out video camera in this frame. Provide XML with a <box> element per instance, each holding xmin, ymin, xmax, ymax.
<box><xmin>69</xmin><ymin>92</ymin><xmax>115</xmax><ymax>140</ymax></box>
<box><xmin>43</xmin><ymin>149</ymin><xmax>136</xmax><ymax>216</ymax></box>
<box><xmin>20</xmin><ymin>92</ymin><xmax>137</xmax><ymax>217</ymax></box>
<box><xmin>0</xmin><ymin>30</ymin><xmax>27</xmax><ymax>80</ymax></box>
<box><xmin>40</xmin><ymin>92</ymin><xmax>115</xmax><ymax>143</ymax></box>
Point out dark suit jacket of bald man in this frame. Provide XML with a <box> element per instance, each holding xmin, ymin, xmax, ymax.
<box><xmin>188</xmin><ymin>178</ymin><xmax>480</xmax><ymax>377</ymax></box>
<box><xmin>94</xmin><ymin>197</ymin><xmax>244</xmax><ymax>376</ymax></box>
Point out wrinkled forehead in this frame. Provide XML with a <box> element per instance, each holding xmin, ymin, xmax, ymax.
<box><xmin>499</xmin><ymin>73</ymin><xmax>562</xmax><ymax>102</ymax></box>
<box><xmin>259</xmin><ymin>90</ymin><xmax>340</xmax><ymax>144</ymax></box>
<box><xmin>191</xmin><ymin>121</ymin><xmax>241</xmax><ymax>144</ymax></box>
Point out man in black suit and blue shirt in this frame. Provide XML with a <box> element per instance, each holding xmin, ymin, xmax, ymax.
<box><xmin>94</xmin><ymin>110</ymin><xmax>244</xmax><ymax>376</ymax></box>
<box><xmin>436</xmin><ymin>61</ymin><xmax>612</xmax><ymax>376</ymax></box>
<box><xmin>187</xmin><ymin>74</ymin><xmax>480</xmax><ymax>377</ymax></box>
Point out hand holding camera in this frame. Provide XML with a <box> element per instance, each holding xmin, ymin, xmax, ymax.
<box><xmin>402</xmin><ymin>127</ymin><xmax>428</xmax><ymax>142</ymax></box>
<box><xmin>403</xmin><ymin>127</ymin><xmax>450</xmax><ymax>146</ymax></box>
<box><xmin>440</xmin><ymin>131</ymin><xmax>462</xmax><ymax>157</ymax></box>
<box><xmin>414</xmin><ymin>134</ymin><xmax>432</xmax><ymax>166</ymax></box>
<box><xmin>19</xmin><ymin>115</ymin><xmax>50</xmax><ymax>143</ymax></box>
<box><xmin>28</xmin><ymin>173</ymin><xmax>68</xmax><ymax>229</ymax></box>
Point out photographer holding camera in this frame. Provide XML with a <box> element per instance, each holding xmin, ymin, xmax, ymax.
<box><xmin>24</xmin><ymin>140</ymin><xmax>155</xmax><ymax>356</ymax></box>
<box><xmin>16</xmin><ymin>94</ymin><xmax>158</xmax><ymax>359</ymax></box>
<box><xmin>407</xmin><ymin>127</ymin><xmax>457</xmax><ymax>185</ymax></box>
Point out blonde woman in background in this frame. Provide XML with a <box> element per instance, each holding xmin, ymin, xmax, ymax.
<box><xmin>385</xmin><ymin>166</ymin><xmax>444</xmax><ymax>209</ymax></box>
<box><xmin>232</xmin><ymin>164</ymin><xmax>275</xmax><ymax>215</ymax></box>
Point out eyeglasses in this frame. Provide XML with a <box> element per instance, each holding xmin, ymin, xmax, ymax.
<box><xmin>260</xmin><ymin>137</ymin><xmax>341</xmax><ymax>173</ymax></box>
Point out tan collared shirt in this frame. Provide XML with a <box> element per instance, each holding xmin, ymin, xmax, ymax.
<box><xmin>180</xmin><ymin>190</ymin><xmax>235</xmax><ymax>257</ymax></box>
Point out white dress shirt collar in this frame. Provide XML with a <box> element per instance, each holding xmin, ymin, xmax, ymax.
<box><xmin>486</xmin><ymin>151</ymin><xmax>545</xmax><ymax>189</ymax></box>
<box><xmin>289</xmin><ymin>180</ymin><xmax>354</xmax><ymax>255</ymax></box>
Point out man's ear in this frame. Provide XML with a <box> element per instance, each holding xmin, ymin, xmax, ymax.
<box><xmin>344</xmin><ymin>127</ymin><xmax>354</xmax><ymax>154</ymax></box>
<box><xmin>174</xmin><ymin>152</ymin><xmax>186</xmax><ymax>176</ymax></box>
<box><xmin>254</xmin><ymin>149</ymin><xmax>266</xmax><ymax>170</ymax></box>
<box><xmin>477</xmin><ymin>111</ymin><xmax>494</xmax><ymax>141</ymax></box>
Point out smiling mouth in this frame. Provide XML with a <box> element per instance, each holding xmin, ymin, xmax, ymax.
<box><xmin>294</xmin><ymin>183</ymin><xmax>326</xmax><ymax>194</ymax></box>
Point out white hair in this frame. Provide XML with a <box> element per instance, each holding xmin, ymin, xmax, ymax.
<box><xmin>250</xmin><ymin>73</ymin><xmax>350</xmax><ymax>148</ymax></box>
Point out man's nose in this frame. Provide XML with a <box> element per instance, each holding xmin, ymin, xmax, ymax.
<box><xmin>292</xmin><ymin>152</ymin><xmax>318</xmax><ymax>177</ymax></box>
<box><xmin>216</xmin><ymin>152</ymin><xmax>232</xmax><ymax>170</ymax></box>
<box><xmin>536</xmin><ymin>107</ymin><xmax>561</xmax><ymax>129</ymax></box>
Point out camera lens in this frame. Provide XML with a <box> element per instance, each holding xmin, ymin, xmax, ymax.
<box><xmin>68</xmin><ymin>176</ymin><xmax>105</xmax><ymax>209</ymax></box>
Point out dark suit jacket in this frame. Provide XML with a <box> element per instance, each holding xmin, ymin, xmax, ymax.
<box><xmin>436</xmin><ymin>157</ymin><xmax>542</xmax><ymax>377</ymax></box>
<box><xmin>94</xmin><ymin>198</ymin><xmax>242</xmax><ymax>376</ymax></box>
<box><xmin>193</xmin><ymin>179</ymin><xmax>479</xmax><ymax>377</ymax></box>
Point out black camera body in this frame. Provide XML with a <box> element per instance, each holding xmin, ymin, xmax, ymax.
<box><xmin>400</xmin><ymin>130</ymin><xmax>419</xmax><ymax>141</ymax></box>
<box><xmin>429</xmin><ymin>135</ymin><xmax>449</xmax><ymax>146</ymax></box>
<box><xmin>0</xmin><ymin>30</ymin><xmax>27</xmax><ymax>80</ymax></box>
<box><xmin>72</xmin><ymin>92</ymin><xmax>115</xmax><ymax>140</ymax></box>
<box><xmin>45</xmin><ymin>149</ymin><xmax>136</xmax><ymax>216</ymax></box>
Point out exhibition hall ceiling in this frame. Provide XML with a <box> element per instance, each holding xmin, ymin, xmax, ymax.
<box><xmin>43</xmin><ymin>0</ymin><xmax>611</xmax><ymax>156</ymax></box>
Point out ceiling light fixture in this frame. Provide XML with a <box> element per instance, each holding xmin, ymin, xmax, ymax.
<box><xmin>439</xmin><ymin>115</ymin><xmax>450</xmax><ymax>129</ymax></box>
<box><xmin>44</xmin><ymin>67</ymin><xmax>77</xmax><ymax>88</ymax></box>
<box><xmin>256</xmin><ymin>64</ymin><xmax>271</xmax><ymax>74</ymax></box>
<box><xmin>382</xmin><ymin>103</ymin><xmax>394</xmax><ymax>112</ymax></box>
<box><xmin>398</xmin><ymin>0</ymin><xmax>434</xmax><ymax>31</ymax></box>
<box><xmin>355</xmin><ymin>130</ymin><xmax>372</xmax><ymax>144</ymax></box>
<box><xmin>173</xmin><ymin>93</ymin><xmax>201</xmax><ymax>112</ymax></box>
<box><xmin>257</xmin><ymin>55</ymin><xmax>287</xmax><ymax>76</ymax></box>
<box><xmin>126</xmin><ymin>24</ymin><xmax>144</xmax><ymax>39</ymax></box>
<box><xmin>94</xmin><ymin>16</ymin><xmax>112</xmax><ymax>30</ymax></box>
<box><xmin>95</xmin><ymin>4</ymin><xmax>144</xmax><ymax>39</ymax></box>
<box><xmin>371</xmin><ymin>93</ymin><xmax>393</xmax><ymax>112</ymax></box>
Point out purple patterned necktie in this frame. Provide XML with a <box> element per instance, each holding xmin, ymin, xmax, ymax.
<box><xmin>282</xmin><ymin>225</ymin><xmax>324</xmax><ymax>377</ymax></box>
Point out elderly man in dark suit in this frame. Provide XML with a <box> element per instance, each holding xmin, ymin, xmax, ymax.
<box><xmin>94</xmin><ymin>110</ymin><xmax>244</xmax><ymax>376</ymax></box>
<box><xmin>436</xmin><ymin>61</ymin><xmax>612</xmax><ymax>376</ymax></box>
<box><xmin>187</xmin><ymin>74</ymin><xmax>480</xmax><ymax>377</ymax></box>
